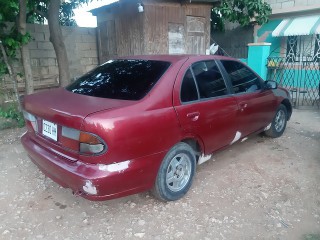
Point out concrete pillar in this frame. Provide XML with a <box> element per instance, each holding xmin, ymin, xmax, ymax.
<box><xmin>247</xmin><ymin>42</ymin><xmax>271</xmax><ymax>80</ymax></box>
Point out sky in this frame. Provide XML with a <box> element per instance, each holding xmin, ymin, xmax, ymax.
<box><xmin>73</xmin><ymin>0</ymin><xmax>119</xmax><ymax>27</ymax></box>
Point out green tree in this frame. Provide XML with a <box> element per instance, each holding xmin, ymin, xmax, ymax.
<box><xmin>20</xmin><ymin>0</ymin><xmax>34</xmax><ymax>95</ymax></box>
<box><xmin>0</xmin><ymin>0</ymin><xmax>92</xmax><ymax>92</ymax></box>
<box><xmin>212</xmin><ymin>0</ymin><xmax>272</xmax><ymax>31</ymax></box>
<box><xmin>0</xmin><ymin>0</ymin><xmax>87</xmax><ymax>125</ymax></box>
<box><xmin>0</xmin><ymin>0</ymin><xmax>31</xmax><ymax>110</ymax></box>
<box><xmin>31</xmin><ymin>0</ymin><xmax>91</xmax><ymax>87</ymax></box>
<box><xmin>0</xmin><ymin>0</ymin><xmax>37</xmax><ymax>98</ymax></box>
<box><xmin>0</xmin><ymin>0</ymin><xmax>20</xmax><ymax>77</ymax></box>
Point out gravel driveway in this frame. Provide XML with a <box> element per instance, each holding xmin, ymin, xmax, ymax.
<box><xmin>0</xmin><ymin>109</ymin><xmax>319</xmax><ymax>240</ymax></box>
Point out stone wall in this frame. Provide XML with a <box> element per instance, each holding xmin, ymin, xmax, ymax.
<box><xmin>10</xmin><ymin>23</ymin><xmax>99</xmax><ymax>91</ymax></box>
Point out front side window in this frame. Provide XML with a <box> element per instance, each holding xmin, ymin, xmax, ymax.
<box><xmin>66</xmin><ymin>59</ymin><xmax>171</xmax><ymax>100</ymax></box>
<box><xmin>221</xmin><ymin>60</ymin><xmax>261</xmax><ymax>94</ymax></box>
<box><xmin>192</xmin><ymin>61</ymin><xmax>227</xmax><ymax>99</ymax></box>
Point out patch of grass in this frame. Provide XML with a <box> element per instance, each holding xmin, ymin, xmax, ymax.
<box><xmin>304</xmin><ymin>234</ymin><xmax>320</xmax><ymax>240</ymax></box>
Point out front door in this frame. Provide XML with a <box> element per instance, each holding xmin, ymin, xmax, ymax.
<box><xmin>219</xmin><ymin>60</ymin><xmax>277</xmax><ymax>137</ymax></box>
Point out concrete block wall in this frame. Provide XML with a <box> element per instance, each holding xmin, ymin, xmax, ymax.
<box><xmin>265</xmin><ymin>0</ymin><xmax>319</xmax><ymax>12</ymax></box>
<box><xmin>12</xmin><ymin>23</ymin><xmax>99</xmax><ymax>91</ymax></box>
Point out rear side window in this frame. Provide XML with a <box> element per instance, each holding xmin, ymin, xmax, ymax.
<box><xmin>192</xmin><ymin>61</ymin><xmax>227</xmax><ymax>99</ymax></box>
<box><xmin>220</xmin><ymin>60</ymin><xmax>261</xmax><ymax>94</ymax></box>
<box><xmin>181</xmin><ymin>69</ymin><xmax>198</xmax><ymax>102</ymax></box>
<box><xmin>66</xmin><ymin>60</ymin><xmax>170</xmax><ymax>100</ymax></box>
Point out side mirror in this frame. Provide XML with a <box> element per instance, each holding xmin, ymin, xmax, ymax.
<box><xmin>264</xmin><ymin>80</ymin><xmax>277</xmax><ymax>90</ymax></box>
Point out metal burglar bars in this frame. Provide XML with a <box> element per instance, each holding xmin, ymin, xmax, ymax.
<box><xmin>267</xmin><ymin>34</ymin><xmax>320</xmax><ymax>108</ymax></box>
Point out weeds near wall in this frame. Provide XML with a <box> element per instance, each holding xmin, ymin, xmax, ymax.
<box><xmin>0</xmin><ymin>104</ymin><xmax>25</xmax><ymax>129</ymax></box>
<box><xmin>0</xmin><ymin>86</ymin><xmax>24</xmax><ymax>129</ymax></box>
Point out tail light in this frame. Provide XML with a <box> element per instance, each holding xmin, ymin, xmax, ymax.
<box><xmin>61</xmin><ymin>126</ymin><xmax>106</xmax><ymax>155</ymax></box>
<box><xmin>79</xmin><ymin>132</ymin><xmax>105</xmax><ymax>154</ymax></box>
<box><xmin>23</xmin><ymin>111</ymin><xmax>38</xmax><ymax>133</ymax></box>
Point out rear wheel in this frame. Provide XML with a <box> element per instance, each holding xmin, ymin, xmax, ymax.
<box><xmin>265</xmin><ymin>104</ymin><xmax>287</xmax><ymax>138</ymax></box>
<box><xmin>152</xmin><ymin>142</ymin><xmax>196</xmax><ymax>201</ymax></box>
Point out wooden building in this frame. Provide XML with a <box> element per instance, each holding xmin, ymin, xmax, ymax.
<box><xmin>91</xmin><ymin>0</ymin><xmax>217</xmax><ymax>63</ymax></box>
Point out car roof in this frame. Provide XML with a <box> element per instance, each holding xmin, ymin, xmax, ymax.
<box><xmin>116</xmin><ymin>54</ymin><xmax>237</xmax><ymax>63</ymax></box>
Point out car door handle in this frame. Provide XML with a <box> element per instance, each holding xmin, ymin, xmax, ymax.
<box><xmin>239</xmin><ymin>102</ymin><xmax>248</xmax><ymax>112</ymax></box>
<box><xmin>187</xmin><ymin>112</ymin><xmax>200</xmax><ymax>121</ymax></box>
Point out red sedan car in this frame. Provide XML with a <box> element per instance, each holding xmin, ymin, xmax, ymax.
<box><xmin>21</xmin><ymin>55</ymin><xmax>292</xmax><ymax>201</ymax></box>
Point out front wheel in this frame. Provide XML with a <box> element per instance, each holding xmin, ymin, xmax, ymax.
<box><xmin>152</xmin><ymin>142</ymin><xmax>196</xmax><ymax>201</ymax></box>
<box><xmin>265</xmin><ymin>104</ymin><xmax>288</xmax><ymax>138</ymax></box>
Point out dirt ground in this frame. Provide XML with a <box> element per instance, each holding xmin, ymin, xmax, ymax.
<box><xmin>0</xmin><ymin>109</ymin><xmax>319</xmax><ymax>240</ymax></box>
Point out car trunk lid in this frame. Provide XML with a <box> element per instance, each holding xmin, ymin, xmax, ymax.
<box><xmin>23</xmin><ymin>88</ymin><xmax>136</xmax><ymax>161</ymax></box>
<box><xmin>23</xmin><ymin>88</ymin><xmax>135</xmax><ymax>129</ymax></box>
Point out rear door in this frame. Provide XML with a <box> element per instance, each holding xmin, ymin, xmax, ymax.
<box><xmin>219</xmin><ymin>60</ymin><xmax>277</xmax><ymax>137</ymax></box>
<box><xmin>173</xmin><ymin>59</ymin><xmax>239</xmax><ymax>154</ymax></box>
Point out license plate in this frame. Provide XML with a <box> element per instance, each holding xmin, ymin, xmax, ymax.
<box><xmin>42</xmin><ymin>120</ymin><xmax>58</xmax><ymax>141</ymax></box>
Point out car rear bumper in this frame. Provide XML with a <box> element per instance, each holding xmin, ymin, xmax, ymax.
<box><xmin>21</xmin><ymin>132</ymin><xmax>165</xmax><ymax>201</ymax></box>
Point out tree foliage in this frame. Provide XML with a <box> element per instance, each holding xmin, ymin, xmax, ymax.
<box><xmin>212</xmin><ymin>0</ymin><xmax>272</xmax><ymax>31</ymax></box>
<box><xmin>0</xmin><ymin>0</ymin><xmax>32</xmax><ymax>77</ymax></box>
<box><xmin>0</xmin><ymin>0</ymin><xmax>92</xmax><ymax>86</ymax></box>
<box><xmin>30</xmin><ymin>0</ymin><xmax>92</xmax><ymax>86</ymax></box>
<box><xmin>0</xmin><ymin>0</ymin><xmax>31</xmax><ymax>92</ymax></box>
<box><xmin>0</xmin><ymin>0</ymin><xmax>19</xmax><ymax>22</ymax></box>
<box><xmin>30</xmin><ymin>0</ymin><xmax>91</xmax><ymax>26</ymax></box>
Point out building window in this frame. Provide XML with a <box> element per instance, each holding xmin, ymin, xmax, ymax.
<box><xmin>286</xmin><ymin>36</ymin><xmax>297</xmax><ymax>62</ymax></box>
<box><xmin>314</xmin><ymin>34</ymin><xmax>320</xmax><ymax>62</ymax></box>
<box><xmin>286</xmin><ymin>35</ymin><xmax>320</xmax><ymax>62</ymax></box>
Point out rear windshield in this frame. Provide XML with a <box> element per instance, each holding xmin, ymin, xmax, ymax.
<box><xmin>66</xmin><ymin>59</ymin><xmax>171</xmax><ymax>100</ymax></box>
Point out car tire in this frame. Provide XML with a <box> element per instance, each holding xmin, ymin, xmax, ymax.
<box><xmin>152</xmin><ymin>142</ymin><xmax>196</xmax><ymax>201</ymax></box>
<box><xmin>265</xmin><ymin>104</ymin><xmax>288</xmax><ymax>138</ymax></box>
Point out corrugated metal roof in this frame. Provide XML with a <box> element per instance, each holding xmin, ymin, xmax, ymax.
<box><xmin>272</xmin><ymin>15</ymin><xmax>320</xmax><ymax>37</ymax></box>
<box><xmin>90</xmin><ymin>0</ymin><xmax>219</xmax><ymax>15</ymax></box>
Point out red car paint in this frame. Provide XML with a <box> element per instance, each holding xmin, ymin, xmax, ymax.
<box><xmin>21</xmin><ymin>55</ymin><xmax>292</xmax><ymax>200</ymax></box>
